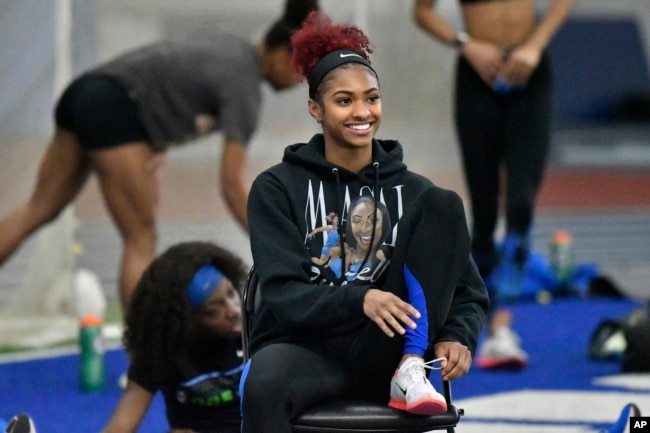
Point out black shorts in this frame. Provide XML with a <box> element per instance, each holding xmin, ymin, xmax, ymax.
<box><xmin>54</xmin><ymin>75</ymin><xmax>150</xmax><ymax>150</ymax></box>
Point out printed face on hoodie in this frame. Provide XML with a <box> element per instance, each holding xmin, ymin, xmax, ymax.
<box><xmin>310</xmin><ymin>64</ymin><xmax>381</xmax><ymax>153</ymax></box>
<box><xmin>349</xmin><ymin>200</ymin><xmax>384</xmax><ymax>257</ymax></box>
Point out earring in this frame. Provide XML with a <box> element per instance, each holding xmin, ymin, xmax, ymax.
<box><xmin>316</xmin><ymin>119</ymin><xmax>322</xmax><ymax>124</ymax></box>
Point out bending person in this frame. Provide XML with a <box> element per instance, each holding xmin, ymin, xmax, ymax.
<box><xmin>240</xmin><ymin>12</ymin><xmax>489</xmax><ymax>432</ymax></box>
<box><xmin>0</xmin><ymin>0</ymin><xmax>318</xmax><ymax>312</ymax></box>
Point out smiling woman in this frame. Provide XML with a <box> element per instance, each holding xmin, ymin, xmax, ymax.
<box><xmin>240</xmin><ymin>11</ymin><xmax>489</xmax><ymax>432</ymax></box>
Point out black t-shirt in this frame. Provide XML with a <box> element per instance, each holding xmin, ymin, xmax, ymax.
<box><xmin>129</xmin><ymin>337</ymin><xmax>243</xmax><ymax>433</ymax></box>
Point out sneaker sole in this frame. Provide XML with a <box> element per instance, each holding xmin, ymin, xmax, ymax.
<box><xmin>388</xmin><ymin>398</ymin><xmax>447</xmax><ymax>415</ymax></box>
<box><xmin>475</xmin><ymin>356</ymin><xmax>527</xmax><ymax>370</ymax></box>
<box><xmin>388</xmin><ymin>399</ymin><xmax>407</xmax><ymax>411</ymax></box>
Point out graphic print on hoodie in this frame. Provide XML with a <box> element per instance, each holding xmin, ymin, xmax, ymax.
<box><xmin>254</xmin><ymin>133</ymin><xmax>441</xmax><ymax>291</ymax></box>
<box><xmin>306</xmin><ymin>191</ymin><xmax>393</xmax><ymax>284</ymax></box>
<box><xmin>292</xmin><ymin>135</ymin><xmax>419</xmax><ymax>288</ymax></box>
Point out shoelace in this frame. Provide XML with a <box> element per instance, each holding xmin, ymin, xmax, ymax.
<box><xmin>423</xmin><ymin>357</ymin><xmax>446</xmax><ymax>371</ymax></box>
<box><xmin>402</xmin><ymin>357</ymin><xmax>447</xmax><ymax>382</ymax></box>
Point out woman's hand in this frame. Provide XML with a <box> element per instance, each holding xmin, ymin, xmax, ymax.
<box><xmin>434</xmin><ymin>341</ymin><xmax>472</xmax><ymax>381</ymax></box>
<box><xmin>363</xmin><ymin>288</ymin><xmax>420</xmax><ymax>337</ymax></box>
<box><xmin>497</xmin><ymin>43</ymin><xmax>542</xmax><ymax>87</ymax></box>
<box><xmin>461</xmin><ymin>39</ymin><xmax>505</xmax><ymax>85</ymax></box>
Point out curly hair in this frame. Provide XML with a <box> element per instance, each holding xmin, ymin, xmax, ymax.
<box><xmin>291</xmin><ymin>12</ymin><xmax>373</xmax><ymax>81</ymax></box>
<box><xmin>124</xmin><ymin>241</ymin><xmax>247</xmax><ymax>384</ymax></box>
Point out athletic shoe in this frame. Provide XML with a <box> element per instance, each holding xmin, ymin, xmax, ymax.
<box><xmin>493</xmin><ymin>235</ymin><xmax>528</xmax><ymax>303</ymax></box>
<box><xmin>475</xmin><ymin>326</ymin><xmax>528</xmax><ymax>370</ymax></box>
<box><xmin>5</xmin><ymin>414</ymin><xmax>36</xmax><ymax>433</ymax></box>
<box><xmin>602</xmin><ymin>402</ymin><xmax>640</xmax><ymax>433</ymax></box>
<box><xmin>388</xmin><ymin>357</ymin><xmax>447</xmax><ymax>415</ymax></box>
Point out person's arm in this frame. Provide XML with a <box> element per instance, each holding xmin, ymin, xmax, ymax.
<box><xmin>413</xmin><ymin>0</ymin><xmax>459</xmax><ymax>46</ymax></box>
<box><xmin>100</xmin><ymin>380</ymin><xmax>154</xmax><ymax>433</ymax></box>
<box><xmin>220</xmin><ymin>139</ymin><xmax>249</xmax><ymax>233</ymax></box>
<box><xmin>413</xmin><ymin>0</ymin><xmax>504</xmax><ymax>85</ymax></box>
<box><xmin>307</xmin><ymin>224</ymin><xmax>333</xmax><ymax>239</ymax></box>
<box><xmin>500</xmin><ymin>0</ymin><xmax>575</xmax><ymax>86</ymax></box>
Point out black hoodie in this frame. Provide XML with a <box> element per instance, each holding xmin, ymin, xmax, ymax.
<box><xmin>247</xmin><ymin>134</ymin><xmax>488</xmax><ymax>355</ymax></box>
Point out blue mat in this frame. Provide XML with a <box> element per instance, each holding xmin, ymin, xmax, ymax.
<box><xmin>0</xmin><ymin>297</ymin><xmax>641</xmax><ymax>432</ymax></box>
<box><xmin>456</xmin><ymin>297</ymin><xmax>639</xmax><ymax>400</ymax></box>
<box><xmin>0</xmin><ymin>348</ymin><xmax>167</xmax><ymax>432</ymax></box>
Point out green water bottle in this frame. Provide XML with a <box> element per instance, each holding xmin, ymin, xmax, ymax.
<box><xmin>550</xmin><ymin>230</ymin><xmax>574</xmax><ymax>284</ymax></box>
<box><xmin>79</xmin><ymin>314</ymin><xmax>106</xmax><ymax>392</ymax></box>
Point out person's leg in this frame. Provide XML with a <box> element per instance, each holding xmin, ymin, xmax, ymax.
<box><xmin>476</xmin><ymin>56</ymin><xmax>554</xmax><ymax>370</ymax></box>
<box><xmin>491</xmin><ymin>54</ymin><xmax>554</xmax><ymax>303</ymax></box>
<box><xmin>503</xmin><ymin>53</ymin><xmax>553</xmax><ymax>241</ymax></box>
<box><xmin>392</xmin><ymin>188</ymin><xmax>474</xmax><ymax>351</ymax></box>
<box><xmin>454</xmin><ymin>56</ymin><xmax>505</xmax><ymax>278</ymax></box>
<box><xmin>89</xmin><ymin>143</ymin><xmax>161</xmax><ymax>311</ymax></box>
<box><xmin>0</xmin><ymin>128</ymin><xmax>91</xmax><ymax>265</ymax></box>
<box><xmin>240</xmin><ymin>342</ymin><xmax>349</xmax><ymax>433</ymax></box>
<box><xmin>386</xmin><ymin>187</ymin><xmax>483</xmax><ymax>414</ymax></box>
<box><xmin>55</xmin><ymin>74</ymin><xmax>161</xmax><ymax>311</ymax></box>
<box><xmin>475</xmin><ymin>307</ymin><xmax>527</xmax><ymax>369</ymax></box>
<box><xmin>241</xmin><ymin>323</ymin><xmax>404</xmax><ymax>432</ymax></box>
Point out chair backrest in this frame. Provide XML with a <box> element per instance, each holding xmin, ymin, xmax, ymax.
<box><xmin>241</xmin><ymin>266</ymin><xmax>260</xmax><ymax>361</ymax></box>
<box><xmin>241</xmin><ymin>266</ymin><xmax>463</xmax><ymax>433</ymax></box>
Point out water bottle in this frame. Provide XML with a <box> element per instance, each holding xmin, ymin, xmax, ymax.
<box><xmin>492</xmin><ymin>77</ymin><xmax>513</xmax><ymax>95</ymax></box>
<box><xmin>550</xmin><ymin>230</ymin><xmax>574</xmax><ymax>284</ymax></box>
<box><xmin>79</xmin><ymin>313</ymin><xmax>106</xmax><ymax>392</ymax></box>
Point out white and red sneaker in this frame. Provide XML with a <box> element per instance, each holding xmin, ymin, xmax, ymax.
<box><xmin>388</xmin><ymin>357</ymin><xmax>447</xmax><ymax>415</ymax></box>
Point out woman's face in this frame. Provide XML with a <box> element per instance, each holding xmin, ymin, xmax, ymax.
<box><xmin>198</xmin><ymin>277</ymin><xmax>242</xmax><ymax>339</ymax></box>
<box><xmin>265</xmin><ymin>47</ymin><xmax>303</xmax><ymax>90</ymax></box>
<box><xmin>349</xmin><ymin>201</ymin><xmax>383</xmax><ymax>254</ymax></box>
<box><xmin>309</xmin><ymin>65</ymin><xmax>381</xmax><ymax>152</ymax></box>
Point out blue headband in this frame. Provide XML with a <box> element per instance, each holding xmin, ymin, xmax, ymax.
<box><xmin>188</xmin><ymin>264</ymin><xmax>224</xmax><ymax>308</ymax></box>
<box><xmin>308</xmin><ymin>49</ymin><xmax>376</xmax><ymax>99</ymax></box>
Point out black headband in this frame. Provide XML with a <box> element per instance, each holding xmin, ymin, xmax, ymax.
<box><xmin>308</xmin><ymin>49</ymin><xmax>376</xmax><ymax>99</ymax></box>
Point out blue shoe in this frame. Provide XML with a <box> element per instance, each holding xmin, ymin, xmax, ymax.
<box><xmin>493</xmin><ymin>235</ymin><xmax>528</xmax><ymax>303</ymax></box>
<box><xmin>604</xmin><ymin>402</ymin><xmax>640</xmax><ymax>433</ymax></box>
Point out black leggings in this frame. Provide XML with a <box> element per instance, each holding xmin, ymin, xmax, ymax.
<box><xmin>241</xmin><ymin>328</ymin><xmax>404</xmax><ymax>433</ymax></box>
<box><xmin>454</xmin><ymin>53</ymin><xmax>553</xmax><ymax>258</ymax></box>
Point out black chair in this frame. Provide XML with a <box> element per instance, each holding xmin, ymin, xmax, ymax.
<box><xmin>241</xmin><ymin>266</ymin><xmax>464</xmax><ymax>433</ymax></box>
